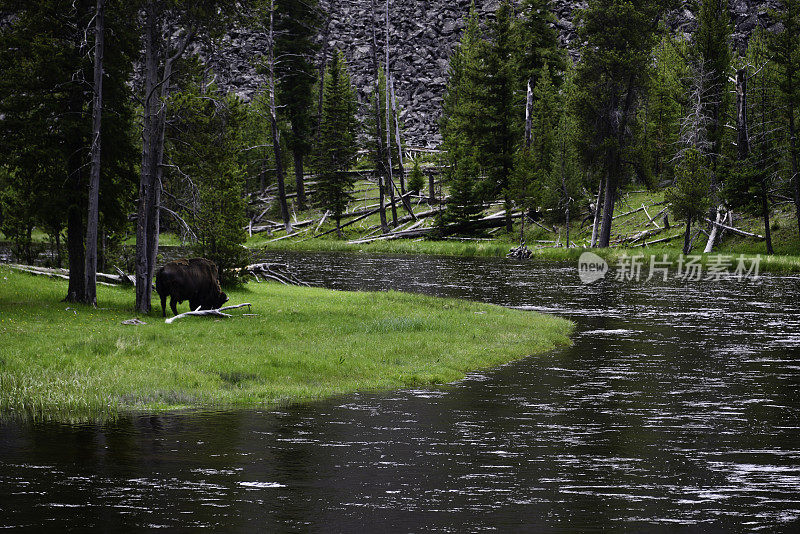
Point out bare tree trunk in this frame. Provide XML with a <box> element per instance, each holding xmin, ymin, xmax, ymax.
<box><xmin>390</xmin><ymin>76</ymin><xmax>405</xmax><ymax>194</ymax></box>
<box><xmin>268</xmin><ymin>0</ymin><xmax>292</xmax><ymax>234</ymax></box>
<box><xmin>683</xmin><ymin>215</ymin><xmax>693</xmax><ymax>254</ymax></box>
<box><xmin>428</xmin><ymin>172</ymin><xmax>435</xmax><ymax>203</ymax></box>
<box><xmin>135</xmin><ymin>1</ymin><xmax>196</xmax><ymax>314</ymax></box>
<box><xmin>315</xmin><ymin>16</ymin><xmax>330</xmax><ymax>143</ymax></box>
<box><xmin>525</xmin><ymin>78</ymin><xmax>533</xmax><ymax>149</ymax></box>
<box><xmin>370</xmin><ymin>0</ymin><xmax>388</xmax><ymax>233</ymax></box>
<box><xmin>598</xmin><ymin>170</ymin><xmax>616</xmax><ymax>248</ymax></box>
<box><xmin>84</xmin><ymin>0</ymin><xmax>105</xmax><ymax>307</ymax></box>
<box><xmin>590</xmin><ymin>177</ymin><xmax>604</xmax><ymax>248</ymax></box>
<box><xmin>135</xmin><ymin>1</ymin><xmax>159</xmax><ymax>313</ymax></box>
<box><xmin>385</xmin><ymin>0</ymin><xmax>397</xmax><ymax>227</ymax></box>
<box><xmin>735</xmin><ymin>68</ymin><xmax>750</xmax><ymax>161</ymax></box>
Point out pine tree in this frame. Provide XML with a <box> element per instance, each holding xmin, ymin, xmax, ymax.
<box><xmin>166</xmin><ymin>81</ymin><xmax>249</xmax><ymax>283</ymax></box>
<box><xmin>666</xmin><ymin>148</ymin><xmax>712</xmax><ymax>253</ymax></box>
<box><xmin>480</xmin><ymin>0</ymin><xmax>519</xmax><ymax>233</ymax></box>
<box><xmin>769</xmin><ymin>0</ymin><xmax>800</xmax><ymax>239</ymax></box>
<box><xmin>573</xmin><ymin>0</ymin><xmax>675</xmax><ymax>247</ymax></box>
<box><xmin>691</xmin><ymin>0</ymin><xmax>732</xmax><ymax>197</ymax></box>
<box><xmin>407</xmin><ymin>160</ymin><xmax>425</xmax><ymax>194</ymax></box>
<box><xmin>314</xmin><ymin>51</ymin><xmax>360</xmax><ymax>237</ymax></box>
<box><xmin>0</xmin><ymin>0</ymin><xmax>137</xmax><ymax>301</ymax></box>
<box><xmin>516</xmin><ymin>0</ymin><xmax>566</xmax><ymax>89</ymax></box>
<box><xmin>439</xmin><ymin>3</ymin><xmax>485</xmax><ymax>229</ymax></box>
<box><xmin>644</xmin><ymin>34</ymin><xmax>688</xmax><ymax>182</ymax></box>
<box><xmin>276</xmin><ymin>0</ymin><xmax>322</xmax><ymax>211</ymax></box>
<box><xmin>723</xmin><ymin>28</ymin><xmax>780</xmax><ymax>255</ymax></box>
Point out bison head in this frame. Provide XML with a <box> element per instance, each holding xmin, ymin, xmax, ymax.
<box><xmin>214</xmin><ymin>292</ymin><xmax>229</xmax><ymax>309</ymax></box>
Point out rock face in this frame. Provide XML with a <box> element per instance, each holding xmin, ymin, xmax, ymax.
<box><xmin>211</xmin><ymin>0</ymin><xmax>782</xmax><ymax>147</ymax></box>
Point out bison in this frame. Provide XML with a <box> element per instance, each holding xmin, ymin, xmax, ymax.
<box><xmin>155</xmin><ymin>258</ymin><xmax>228</xmax><ymax>317</ymax></box>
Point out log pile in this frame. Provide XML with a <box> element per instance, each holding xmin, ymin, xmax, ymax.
<box><xmin>242</xmin><ymin>263</ymin><xmax>310</xmax><ymax>286</ymax></box>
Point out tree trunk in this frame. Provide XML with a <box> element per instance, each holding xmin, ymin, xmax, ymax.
<box><xmin>590</xmin><ymin>177</ymin><xmax>604</xmax><ymax>248</ymax></box>
<box><xmin>84</xmin><ymin>0</ymin><xmax>105</xmax><ymax>307</ymax></box>
<box><xmin>428</xmin><ymin>172</ymin><xmax>435</xmax><ymax>203</ymax></box>
<box><xmin>293</xmin><ymin>147</ymin><xmax>306</xmax><ymax>211</ymax></box>
<box><xmin>385</xmin><ymin>0</ymin><xmax>397</xmax><ymax>227</ymax></box>
<box><xmin>268</xmin><ymin>0</ymin><xmax>292</xmax><ymax>234</ymax></box>
<box><xmin>598</xmin><ymin>169</ymin><xmax>617</xmax><ymax>248</ymax></box>
<box><xmin>370</xmin><ymin>0</ymin><xmax>388</xmax><ymax>233</ymax></box>
<box><xmin>524</xmin><ymin>78</ymin><xmax>533</xmax><ymax>150</ymax></box>
<box><xmin>683</xmin><ymin>214</ymin><xmax>692</xmax><ymax>254</ymax></box>
<box><xmin>761</xmin><ymin>180</ymin><xmax>774</xmax><ymax>255</ymax></box>
<box><xmin>65</xmin><ymin>204</ymin><xmax>85</xmax><ymax>303</ymax></box>
<box><xmin>389</xmin><ymin>76</ymin><xmax>406</xmax><ymax>194</ymax></box>
<box><xmin>504</xmin><ymin>192</ymin><xmax>513</xmax><ymax>234</ymax></box>
<box><xmin>315</xmin><ymin>16</ymin><xmax>330</xmax><ymax>143</ymax></box>
<box><xmin>735</xmin><ymin>68</ymin><xmax>750</xmax><ymax>161</ymax></box>
<box><xmin>135</xmin><ymin>0</ymin><xmax>158</xmax><ymax>314</ymax></box>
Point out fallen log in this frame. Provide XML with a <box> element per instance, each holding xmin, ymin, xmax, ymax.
<box><xmin>165</xmin><ymin>303</ymin><xmax>252</xmax><ymax>324</ymax></box>
<box><xmin>705</xmin><ymin>217</ymin><xmax>764</xmax><ymax>240</ymax></box>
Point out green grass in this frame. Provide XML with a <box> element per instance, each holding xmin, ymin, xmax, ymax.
<box><xmin>248</xmin><ymin>186</ymin><xmax>800</xmax><ymax>272</ymax></box>
<box><xmin>0</xmin><ymin>265</ymin><xmax>573</xmax><ymax>422</ymax></box>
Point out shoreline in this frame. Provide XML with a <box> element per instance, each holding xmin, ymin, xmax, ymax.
<box><xmin>0</xmin><ymin>265</ymin><xmax>573</xmax><ymax>422</ymax></box>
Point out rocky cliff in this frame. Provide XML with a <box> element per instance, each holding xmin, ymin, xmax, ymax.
<box><xmin>210</xmin><ymin>0</ymin><xmax>783</xmax><ymax>147</ymax></box>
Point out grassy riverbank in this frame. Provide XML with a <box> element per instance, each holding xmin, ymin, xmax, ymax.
<box><xmin>249</xmin><ymin>188</ymin><xmax>800</xmax><ymax>273</ymax></box>
<box><xmin>0</xmin><ymin>265</ymin><xmax>573</xmax><ymax>421</ymax></box>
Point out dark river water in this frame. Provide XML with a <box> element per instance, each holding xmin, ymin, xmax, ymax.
<box><xmin>2</xmin><ymin>252</ymin><xmax>800</xmax><ymax>532</ymax></box>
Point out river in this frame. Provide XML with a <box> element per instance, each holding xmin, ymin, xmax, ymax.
<box><xmin>1</xmin><ymin>252</ymin><xmax>799</xmax><ymax>531</ymax></box>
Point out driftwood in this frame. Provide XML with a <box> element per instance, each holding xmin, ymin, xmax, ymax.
<box><xmin>165</xmin><ymin>303</ymin><xmax>252</xmax><ymax>324</ymax></box>
<box><xmin>243</xmin><ymin>263</ymin><xmax>309</xmax><ymax>286</ymax></box>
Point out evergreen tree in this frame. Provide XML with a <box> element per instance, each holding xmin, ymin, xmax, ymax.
<box><xmin>439</xmin><ymin>3</ymin><xmax>485</xmax><ymax>229</ymax></box>
<box><xmin>769</xmin><ymin>0</ymin><xmax>800</xmax><ymax>238</ymax></box>
<box><xmin>480</xmin><ymin>0</ymin><xmax>519</xmax><ymax>233</ymax></box>
<box><xmin>512</xmin><ymin>63</ymin><xmax>558</xmax><ymax>240</ymax></box>
<box><xmin>314</xmin><ymin>51</ymin><xmax>359</xmax><ymax>237</ymax></box>
<box><xmin>276</xmin><ymin>0</ymin><xmax>322</xmax><ymax>211</ymax></box>
<box><xmin>666</xmin><ymin>148</ymin><xmax>712</xmax><ymax>253</ymax></box>
<box><xmin>407</xmin><ymin>160</ymin><xmax>425</xmax><ymax>194</ymax></box>
<box><xmin>166</xmin><ymin>81</ymin><xmax>249</xmax><ymax>283</ymax></box>
<box><xmin>643</xmin><ymin>34</ymin><xmax>688</xmax><ymax>183</ymax></box>
<box><xmin>0</xmin><ymin>0</ymin><xmax>137</xmax><ymax>300</ymax></box>
<box><xmin>516</xmin><ymin>0</ymin><xmax>566</xmax><ymax>89</ymax></box>
<box><xmin>573</xmin><ymin>0</ymin><xmax>675</xmax><ymax>247</ymax></box>
<box><xmin>723</xmin><ymin>28</ymin><xmax>780</xmax><ymax>254</ymax></box>
<box><xmin>691</xmin><ymin>0</ymin><xmax>732</xmax><ymax>194</ymax></box>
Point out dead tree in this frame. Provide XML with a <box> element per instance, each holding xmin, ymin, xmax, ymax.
<box><xmin>267</xmin><ymin>0</ymin><xmax>292</xmax><ymax>235</ymax></box>
<box><xmin>369</xmin><ymin>0</ymin><xmax>389</xmax><ymax>233</ymax></box>
<box><xmin>84</xmin><ymin>0</ymin><xmax>105</xmax><ymax>307</ymax></box>
<box><xmin>384</xmin><ymin>0</ymin><xmax>397</xmax><ymax>227</ymax></box>
<box><xmin>136</xmin><ymin>1</ymin><xmax>198</xmax><ymax>314</ymax></box>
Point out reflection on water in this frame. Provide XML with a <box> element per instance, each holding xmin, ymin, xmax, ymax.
<box><xmin>2</xmin><ymin>252</ymin><xmax>799</xmax><ymax>531</ymax></box>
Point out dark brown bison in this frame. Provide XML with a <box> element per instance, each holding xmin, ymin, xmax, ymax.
<box><xmin>155</xmin><ymin>258</ymin><xmax>228</xmax><ymax>317</ymax></box>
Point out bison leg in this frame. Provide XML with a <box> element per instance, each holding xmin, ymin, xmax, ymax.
<box><xmin>161</xmin><ymin>293</ymin><xmax>167</xmax><ymax>318</ymax></box>
<box><xmin>170</xmin><ymin>297</ymin><xmax>179</xmax><ymax>316</ymax></box>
